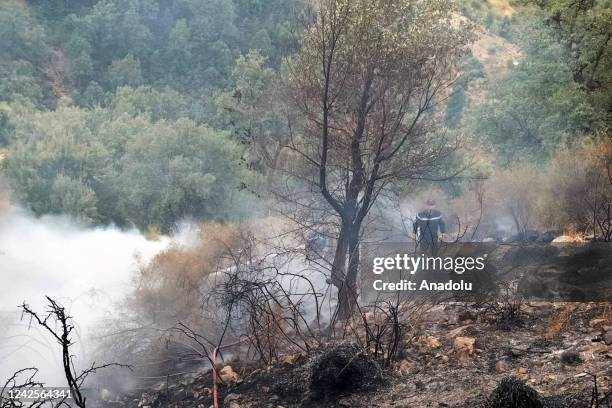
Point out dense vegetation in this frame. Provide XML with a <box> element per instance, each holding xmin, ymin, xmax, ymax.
<box><xmin>0</xmin><ymin>0</ymin><xmax>609</xmax><ymax>233</ymax></box>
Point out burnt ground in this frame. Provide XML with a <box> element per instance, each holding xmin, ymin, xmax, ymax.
<box><xmin>112</xmin><ymin>302</ymin><xmax>611</xmax><ymax>408</ymax></box>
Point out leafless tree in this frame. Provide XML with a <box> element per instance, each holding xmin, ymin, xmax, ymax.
<box><xmin>20</xmin><ymin>297</ymin><xmax>128</xmax><ymax>408</ymax></box>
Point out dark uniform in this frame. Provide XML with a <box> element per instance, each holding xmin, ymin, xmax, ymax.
<box><xmin>413</xmin><ymin>208</ymin><xmax>446</xmax><ymax>255</ymax></box>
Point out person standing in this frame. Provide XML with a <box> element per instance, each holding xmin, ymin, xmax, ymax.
<box><xmin>413</xmin><ymin>199</ymin><xmax>446</xmax><ymax>255</ymax></box>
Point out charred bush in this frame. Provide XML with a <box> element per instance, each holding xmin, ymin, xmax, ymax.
<box><xmin>481</xmin><ymin>281</ymin><xmax>525</xmax><ymax>330</ymax></box>
<box><xmin>309</xmin><ymin>343</ymin><xmax>383</xmax><ymax>400</ymax></box>
<box><xmin>560</xmin><ymin>350</ymin><xmax>583</xmax><ymax>366</ymax></box>
<box><xmin>487</xmin><ymin>377</ymin><xmax>543</xmax><ymax>408</ymax></box>
<box><xmin>272</xmin><ymin>363</ymin><xmax>311</xmax><ymax>402</ymax></box>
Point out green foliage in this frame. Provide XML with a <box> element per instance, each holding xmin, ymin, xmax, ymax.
<box><xmin>117</xmin><ymin>119</ymin><xmax>245</xmax><ymax>231</ymax></box>
<box><xmin>3</xmin><ymin>105</ymin><xmax>248</xmax><ymax>231</ymax></box>
<box><xmin>79</xmin><ymin>81</ymin><xmax>106</xmax><ymax>107</ymax></box>
<box><xmin>28</xmin><ymin>0</ymin><xmax>99</xmax><ymax>21</ymax></box>
<box><xmin>466</xmin><ymin>15</ymin><xmax>605</xmax><ymax>161</ymax></box>
<box><xmin>57</xmin><ymin>0</ymin><xmax>304</xmax><ymax>101</ymax></box>
<box><xmin>446</xmin><ymin>54</ymin><xmax>485</xmax><ymax>128</ymax></box>
<box><xmin>106</xmin><ymin>54</ymin><xmax>144</xmax><ymax>89</ymax></box>
<box><xmin>108</xmin><ymin>86</ymin><xmax>199</xmax><ymax>122</ymax></box>
<box><xmin>216</xmin><ymin>50</ymin><xmax>292</xmax><ymax>179</ymax></box>
<box><xmin>0</xmin><ymin>1</ymin><xmax>50</xmax><ymax>106</ymax></box>
<box><xmin>49</xmin><ymin>174</ymin><xmax>99</xmax><ymax>224</ymax></box>
<box><xmin>4</xmin><ymin>107</ymin><xmax>107</xmax><ymax>222</ymax></box>
<box><xmin>0</xmin><ymin>0</ymin><xmax>607</xmax><ymax>233</ymax></box>
<box><xmin>0</xmin><ymin>104</ymin><xmax>15</xmax><ymax>147</ymax></box>
<box><xmin>523</xmin><ymin>0</ymin><xmax>612</xmax><ymax>98</ymax></box>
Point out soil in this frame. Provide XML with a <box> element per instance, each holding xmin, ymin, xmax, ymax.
<box><xmin>112</xmin><ymin>301</ymin><xmax>611</xmax><ymax>408</ymax></box>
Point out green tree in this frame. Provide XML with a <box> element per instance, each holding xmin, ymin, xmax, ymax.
<box><xmin>4</xmin><ymin>107</ymin><xmax>107</xmax><ymax>222</ymax></box>
<box><xmin>525</xmin><ymin>0</ymin><xmax>612</xmax><ymax>96</ymax></box>
<box><xmin>107</xmin><ymin>54</ymin><xmax>144</xmax><ymax>89</ymax></box>
<box><xmin>116</xmin><ymin>119</ymin><xmax>247</xmax><ymax>231</ymax></box>
<box><xmin>108</xmin><ymin>86</ymin><xmax>195</xmax><ymax>122</ymax></box>
<box><xmin>0</xmin><ymin>0</ymin><xmax>50</xmax><ymax>105</ymax></box>
<box><xmin>287</xmin><ymin>0</ymin><xmax>473</xmax><ymax>317</ymax></box>
<box><xmin>49</xmin><ymin>174</ymin><xmax>99</xmax><ymax>224</ymax></box>
<box><xmin>3</xmin><ymin>105</ymin><xmax>248</xmax><ymax>230</ymax></box>
<box><xmin>216</xmin><ymin>50</ymin><xmax>292</xmax><ymax>186</ymax></box>
<box><xmin>445</xmin><ymin>54</ymin><xmax>484</xmax><ymax>128</ymax></box>
<box><xmin>466</xmin><ymin>16</ymin><xmax>603</xmax><ymax>161</ymax></box>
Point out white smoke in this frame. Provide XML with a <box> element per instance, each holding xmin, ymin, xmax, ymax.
<box><xmin>0</xmin><ymin>206</ymin><xmax>170</xmax><ymax>386</ymax></box>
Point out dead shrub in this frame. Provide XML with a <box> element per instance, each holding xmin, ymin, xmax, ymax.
<box><xmin>478</xmin><ymin>279</ymin><xmax>524</xmax><ymax>330</ymax></box>
<box><xmin>486</xmin><ymin>165</ymin><xmax>545</xmax><ymax>238</ymax></box>
<box><xmin>546</xmin><ymin>304</ymin><xmax>577</xmax><ymax>339</ymax></box>
<box><xmin>212</xmin><ymin>230</ymin><xmax>326</xmax><ymax>364</ymax></box>
<box><xmin>560</xmin><ymin>350</ymin><xmax>582</xmax><ymax>366</ymax></box>
<box><xmin>92</xmin><ymin>223</ymin><xmax>241</xmax><ymax>379</ymax></box>
<box><xmin>544</xmin><ymin>135</ymin><xmax>612</xmax><ymax>240</ymax></box>
<box><xmin>487</xmin><ymin>377</ymin><xmax>543</xmax><ymax>408</ymax></box>
<box><xmin>309</xmin><ymin>343</ymin><xmax>383</xmax><ymax>401</ymax></box>
<box><xmin>129</xmin><ymin>223</ymin><xmax>240</xmax><ymax>328</ymax></box>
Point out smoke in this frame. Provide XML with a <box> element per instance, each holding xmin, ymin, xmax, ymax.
<box><xmin>0</xmin><ymin>205</ymin><xmax>170</xmax><ymax>386</ymax></box>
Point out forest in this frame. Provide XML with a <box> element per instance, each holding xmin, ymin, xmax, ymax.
<box><xmin>0</xmin><ymin>0</ymin><xmax>611</xmax><ymax>407</ymax></box>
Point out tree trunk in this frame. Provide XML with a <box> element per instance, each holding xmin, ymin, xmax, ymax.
<box><xmin>330</xmin><ymin>227</ymin><xmax>348</xmax><ymax>288</ymax></box>
<box><xmin>334</xmin><ymin>222</ymin><xmax>361</xmax><ymax>320</ymax></box>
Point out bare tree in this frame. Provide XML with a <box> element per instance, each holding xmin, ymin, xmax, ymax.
<box><xmin>282</xmin><ymin>0</ymin><xmax>473</xmax><ymax>318</ymax></box>
<box><xmin>20</xmin><ymin>297</ymin><xmax>128</xmax><ymax>408</ymax></box>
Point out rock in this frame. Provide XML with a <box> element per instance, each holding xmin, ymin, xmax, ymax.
<box><xmin>604</xmin><ymin>331</ymin><xmax>612</xmax><ymax>345</ymax></box>
<box><xmin>590</xmin><ymin>318</ymin><xmax>608</xmax><ymax>329</ymax></box>
<box><xmin>516</xmin><ymin>367</ymin><xmax>529</xmax><ymax>380</ymax></box>
<box><xmin>397</xmin><ymin>359</ymin><xmax>413</xmax><ymax>374</ymax></box>
<box><xmin>510</xmin><ymin>344</ymin><xmax>529</xmax><ymax>357</ymax></box>
<box><xmin>453</xmin><ymin>336</ymin><xmax>476</xmax><ymax>361</ymax></box>
<box><xmin>224</xmin><ymin>393</ymin><xmax>240</xmax><ymax>403</ymax></box>
<box><xmin>338</xmin><ymin>398</ymin><xmax>353</xmax><ymax>407</ymax></box>
<box><xmin>420</xmin><ymin>336</ymin><xmax>441</xmax><ymax>352</ymax></box>
<box><xmin>219</xmin><ymin>365</ymin><xmax>240</xmax><ymax>384</ymax></box>
<box><xmin>574</xmin><ymin>372</ymin><xmax>588</xmax><ymax>378</ymax></box>
<box><xmin>496</xmin><ymin>360</ymin><xmax>509</xmax><ymax>373</ymax></box>
<box><xmin>227</xmin><ymin>403</ymin><xmax>240</xmax><ymax>408</ymax></box>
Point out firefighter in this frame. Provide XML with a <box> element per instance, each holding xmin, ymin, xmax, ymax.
<box><xmin>413</xmin><ymin>199</ymin><xmax>446</xmax><ymax>255</ymax></box>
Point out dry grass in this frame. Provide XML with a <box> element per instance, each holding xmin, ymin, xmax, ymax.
<box><xmin>129</xmin><ymin>223</ymin><xmax>240</xmax><ymax>327</ymax></box>
<box><xmin>546</xmin><ymin>303</ymin><xmax>578</xmax><ymax>339</ymax></box>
